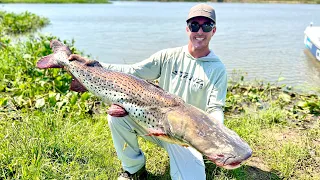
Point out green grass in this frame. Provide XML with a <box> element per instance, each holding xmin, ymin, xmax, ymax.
<box><xmin>0</xmin><ymin>0</ymin><xmax>109</xmax><ymax>3</ymax></box>
<box><xmin>1</xmin><ymin>90</ymin><xmax>318</xmax><ymax>179</ymax></box>
<box><xmin>0</xmin><ymin>111</ymin><xmax>116</xmax><ymax>179</ymax></box>
<box><xmin>0</xmin><ymin>11</ymin><xmax>319</xmax><ymax>180</ymax></box>
<box><xmin>225</xmin><ymin>108</ymin><xmax>319</xmax><ymax>179</ymax></box>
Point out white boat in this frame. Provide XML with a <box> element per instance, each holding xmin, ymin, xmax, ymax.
<box><xmin>304</xmin><ymin>23</ymin><xmax>320</xmax><ymax>61</ymax></box>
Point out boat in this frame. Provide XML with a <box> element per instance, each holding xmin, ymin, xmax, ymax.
<box><xmin>304</xmin><ymin>22</ymin><xmax>320</xmax><ymax>61</ymax></box>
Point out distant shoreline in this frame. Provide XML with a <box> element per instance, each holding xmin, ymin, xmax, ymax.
<box><xmin>0</xmin><ymin>0</ymin><xmax>319</xmax><ymax>4</ymax></box>
<box><xmin>0</xmin><ymin>0</ymin><xmax>110</xmax><ymax>3</ymax></box>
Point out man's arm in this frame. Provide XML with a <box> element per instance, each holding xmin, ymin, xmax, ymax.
<box><xmin>99</xmin><ymin>51</ymin><xmax>164</xmax><ymax>81</ymax></box>
<box><xmin>209</xmin><ymin>110</ymin><xmax>224</xmax><ymax>124</ymax></box>
<box><xmin>206</xmin><ymin>69</ymin><xmax>228</xmax><ymax>124</ymax></box>
<box><xmin>69</xmin><ymin>51</ymin><xmax>163</xmax><ymax>81</ymax></box>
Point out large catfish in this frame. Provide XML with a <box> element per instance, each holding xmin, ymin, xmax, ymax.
<box><xmin>37</xmin><ymin>40</ymin><xmax>252</xmax><ymax>169</ymax></box>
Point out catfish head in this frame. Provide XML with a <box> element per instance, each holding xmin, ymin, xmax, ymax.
<box><xmin>166</xmin><ymin>104</ymin><xmax>252</xmax><ymax>169</ymax></box>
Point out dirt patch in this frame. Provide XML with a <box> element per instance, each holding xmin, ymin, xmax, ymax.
<box><xmin>246</xmin><ymin>156</ymin><xmax>271</xmax><ymax>172</ymax></box>
<box><xmin>272</xmin><ymin>129</ymin><xmax>302</xmax><ymax>143</ymax></box>
<box><xmin>261</xmin><ymin>127</ymin><xmax>303</xmax><ymax>144</ymax></box>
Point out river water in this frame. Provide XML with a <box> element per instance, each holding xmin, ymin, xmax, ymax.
<box><xmin>2</xmin><ymin>2</ymin><xmax>320</xmax><ymax>90</ymax></box>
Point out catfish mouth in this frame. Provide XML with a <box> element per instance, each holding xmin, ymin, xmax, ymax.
<box><xmin>207</xmin><ymin>152</ymin><xmax>251</xmax><ymax>169</ymax></box>
<box><xmin>208</xmin><ymin>156</ymin><xmax>241</xmax><ymax>169</ymax></box>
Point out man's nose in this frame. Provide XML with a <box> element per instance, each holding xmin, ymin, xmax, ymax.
<box><xmin>197</xmin><ymin>27</ymin><xmax>204</xmax><ymax>35</ymax></box>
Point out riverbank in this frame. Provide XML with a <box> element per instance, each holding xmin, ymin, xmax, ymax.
<box><xmin>0</xmin><ymin>11</ymin><xmax>319</xmax><ymax>179</ymax></box>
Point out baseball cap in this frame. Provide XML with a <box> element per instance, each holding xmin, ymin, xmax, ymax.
<box><xmin>186</xmin><ymin>3</ymin><xmax>216</xmax><ymax>24</ymax></box>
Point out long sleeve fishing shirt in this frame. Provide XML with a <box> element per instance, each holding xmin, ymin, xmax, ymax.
<box><xmin>101</xmin><ymin>45</ymin><xmax>227</xmax><ymax>123</ymax></box>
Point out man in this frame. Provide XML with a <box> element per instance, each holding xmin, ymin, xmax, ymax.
<box><xmin>70</xmin><ymin>3</ymin><xmax>227</xmax><ymax>180</ymax></box>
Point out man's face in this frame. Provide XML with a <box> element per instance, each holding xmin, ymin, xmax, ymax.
<box><xmin>186</xmin><ymin>17</ymin><xmax>216</xmax><ymax>51</ymax></box>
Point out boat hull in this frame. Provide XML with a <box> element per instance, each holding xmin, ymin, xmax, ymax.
<box><xmin>304</xmin><ymin>26</ymin><xmax>320</xmax><ymax>61</ymax></box>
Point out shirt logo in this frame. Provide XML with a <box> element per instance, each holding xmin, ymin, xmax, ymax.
<box><xmin>172</xmin><ymin>70</ymin><xmax>204</xmax><ymax>89</ymax></box>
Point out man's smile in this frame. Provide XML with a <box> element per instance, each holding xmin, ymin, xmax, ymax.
<box><xmin>195</xmin><ymin>37</ymin><xmax>205</xmax><ymax>41</ymax></box>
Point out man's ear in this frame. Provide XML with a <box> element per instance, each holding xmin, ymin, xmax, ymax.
<box><xmin>211</xmin><ymin>27</ymin><xmax>216</xmax><ymax>36</ymax></box>
<box><xmin>186</xmin><ymin>26</ymin><xmax>190</xmax><ymax>32</ymax></box>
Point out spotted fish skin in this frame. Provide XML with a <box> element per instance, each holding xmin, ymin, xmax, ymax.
<box><xmin>70</xmin><ymin>63</ymin><xmax>182</xmax><ymax>132</ymax></box>
<box><xmin>37</xmin><ymin>40</ymin><xmax>252</xmax><ymax>169</ymax></box>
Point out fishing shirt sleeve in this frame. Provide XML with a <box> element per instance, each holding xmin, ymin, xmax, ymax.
<box><xmin>100</xmin><ymin>51</ymin><xmax>163</xmax><ymax>81</ymax></box>
<box><xmin>207</xmin><ymin>67</ymin><xmax>228</xmax><ymax>124</ymax></box>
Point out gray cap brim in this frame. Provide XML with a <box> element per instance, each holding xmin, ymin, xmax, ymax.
<box><xmin>186</xmin><ymin>3</ymin><xmax>216</xmax><ymax>23</ymax></box>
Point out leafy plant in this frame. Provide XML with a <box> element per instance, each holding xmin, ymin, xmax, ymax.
<box><xmin>0</xmin><ymin>10</ymin><xmax>50</xmax><ymax>35</ymax></box>
<box><xmin>0</xmin><ymin>34</ymin><xmax>101</xmax><ymax>116</ymax></box>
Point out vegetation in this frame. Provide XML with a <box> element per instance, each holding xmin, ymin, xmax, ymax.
<box><xmin>0</xmin><ymin>0</ymin><xmax>109</xmax><ymax>3</ymax></box>
<box><xmin>0</xmin><ymin>10</ymin><xmax>49</xmax><ymax>35</ymax></box>
<box><xmin>0</xmin><ymin>11</ymin><xmax>319</xmax><ymax>180</ymax></box>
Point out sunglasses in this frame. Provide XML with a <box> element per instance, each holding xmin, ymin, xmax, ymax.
<box><xmin>188</xmin><ymin>22</ymin><xmax>215</xmax><ymax>33</ymax></box>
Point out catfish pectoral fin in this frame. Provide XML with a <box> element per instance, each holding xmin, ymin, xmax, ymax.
<box><xmin>107</xmin><ymin>104</ymin><xmax>128</xmax><ymax>117</ymax></box>
<box><xmin>70</xmin><ymin>78</ymin><xmax>88</xmax><ymax>93</ymax></box>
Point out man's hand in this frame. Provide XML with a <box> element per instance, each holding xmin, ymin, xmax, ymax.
<box><xmin>107</xmin><ymin>104</ymin><xmax>128</xmax><ymax>117</ymax></box>
<box><xmin>68</xmin><ymin>54</ymin><xmax>89</xmax><ymax>63</ymax></box>
<box><xmin>68</xmin><ymin>54</ymin><xmax>100</xmax><ymax>66</ymax></box>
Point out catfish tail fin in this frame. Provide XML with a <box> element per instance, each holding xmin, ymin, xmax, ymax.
<box><xmin>37</xmin><ymin>40</ymin><xmax>72</xmax><ymax>69</ymax></box>
<box><xmin>37</xmin><ymin>54</ymin><xmax>63</xmax><ymax>69</ymax></box>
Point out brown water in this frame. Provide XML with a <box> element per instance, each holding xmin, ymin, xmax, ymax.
<box><xmin>2</xmin><ymin>2</ymin><xmax>320</xmax><ymax>91</ymax></box>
